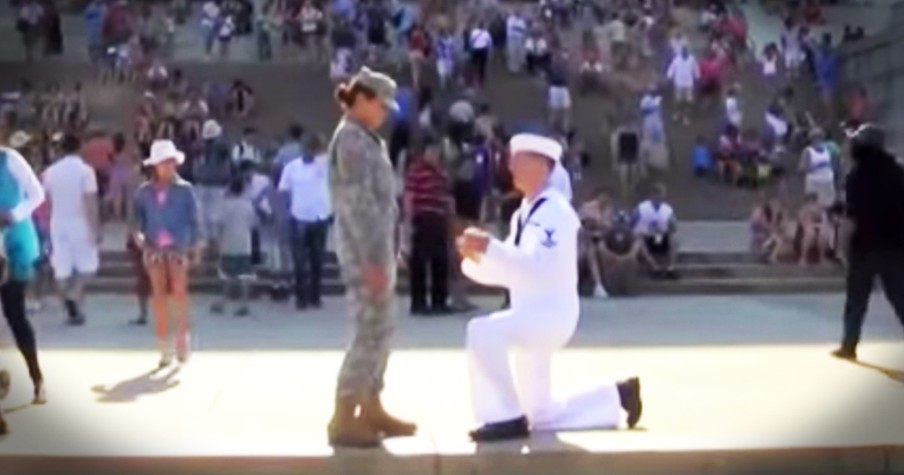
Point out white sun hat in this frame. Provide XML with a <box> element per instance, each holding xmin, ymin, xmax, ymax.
<box><xmin>144</xmin><ymin>139</ymin><xmax>185</xmax><ymax>166</ymax></box>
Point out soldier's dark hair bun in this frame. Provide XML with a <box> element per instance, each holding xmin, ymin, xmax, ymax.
<box><xmin>335</xmin><ymin>82</ymin><xmax>378</xmax><ymax>108</ymax></box>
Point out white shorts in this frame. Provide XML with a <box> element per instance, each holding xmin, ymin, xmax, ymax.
<box><xmin>50</xmin><ymin>224</ymin><xmax>99</xmax><ymax>279</ymax></box>
<box><xmin>548</xmin><ymin>86</ymin><xmax>572</xmax><ymax>110</ymax></box>
<box><xmin>437</xmin><ymin>58</ymin><xmax>453</xmax><ymax>78</ymax></box>
<box><xmin>805</xmin><ymin>175</ymin><xmax>837</xmax><ymax>208</ymax></box>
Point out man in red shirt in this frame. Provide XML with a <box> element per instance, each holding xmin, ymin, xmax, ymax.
<box><xmin>403</xmin><ymin>137</ymin><xmax>454</xmax><ymax>315</ymax></box>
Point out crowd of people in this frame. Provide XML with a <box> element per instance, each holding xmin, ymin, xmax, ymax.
<box><xmin>0</xmin><ymin>0</ymin><xmax>877</xmax><ymax>316</ymax></box>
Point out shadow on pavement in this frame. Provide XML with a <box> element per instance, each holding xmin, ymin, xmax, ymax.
<box><xmin>91</xmin><ymin>367</ymin><xmax>181</xmax><ymax>403</ymax></box>
<box><xmin>2</xmin><ymin>403</ymin><xmax>31</xmax><ymax>415</ymax></box>
<box><xmin>849</xmin><ymin>359</ymin><xmax>904</xmax><ymax>384</ymax></box>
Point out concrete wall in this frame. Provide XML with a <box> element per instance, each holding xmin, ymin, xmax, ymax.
<box><xmin>841</xmin><ymin>1</ymin><xmax>904</xmax><ymax>153</ymax></box>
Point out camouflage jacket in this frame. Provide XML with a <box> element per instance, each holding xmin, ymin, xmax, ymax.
<box><xmin>328</xmin><ymin>118</ymin><xmax>398</xmax><ymax>281</ymax></box>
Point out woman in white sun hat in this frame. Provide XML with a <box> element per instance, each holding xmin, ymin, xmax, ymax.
<box><xmin>132</xmin><ymin>140</ymin><xmax>204</xmax><ymax>369</ymax></box>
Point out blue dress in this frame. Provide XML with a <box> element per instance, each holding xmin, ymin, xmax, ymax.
<box><xmin>0</xmin><ymin>150</ymin><xmax>40</xmax><ymax>281</ymax></box>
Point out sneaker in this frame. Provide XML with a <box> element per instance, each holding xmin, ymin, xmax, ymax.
<box><xmin>176</xmin><ymin>332</ymin><xmax>192</xmax><ymax>364</ymax></box>
<box><xmin>593</xmin><ymin>285</ymin><xmax>609</xmax><ymax>299</ymax></box>
<box><xmin>158</xmin><ymin>353</ymin><xmax>174</xmax><ymax>370</ymax></box>
<box><xmin>157</xmin><ymin>339</ymin><xmax>175</xmax><ymax>369</ymax></box>
<box><xmin>210</xmin><ymin>302</ymin><xmax>225</xmax><ymax>314</ymax></box>
<box><xmin>32</xmin><ymin>382</ymin><xmax>47</xmax><ymax>405</ymax></box>
<box><xmin>234</xmin><ymin>307</ymin><xmax>250</xmax><ymax>318</ymax></box>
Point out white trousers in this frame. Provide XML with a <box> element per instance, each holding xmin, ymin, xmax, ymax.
<box><xmin>466</xmin><ymin>309</ymin><xmax>622</xmax><ymax>430</ymax></box>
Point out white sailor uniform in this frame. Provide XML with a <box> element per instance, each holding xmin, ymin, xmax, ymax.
<box><xmin>463</xmin><ymin>187</ymin><xmax>622</xmax><ymax>431</ymax></box>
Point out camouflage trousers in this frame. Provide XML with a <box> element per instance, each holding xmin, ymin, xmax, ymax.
<box><xmin>336</xmin><ymin>275</ymin><xmax>396</xmax><ymax>403</ymax></box>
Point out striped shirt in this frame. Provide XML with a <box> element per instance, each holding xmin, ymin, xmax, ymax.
<box><xmin>404</xmin><ymin>159</ymin><xmax>452</xmax><ymax>218</ymax></box>
<box><xmin>435</xmin><ymin>36</ymin><xmax>455</xmax><ymax>61</ymax></box>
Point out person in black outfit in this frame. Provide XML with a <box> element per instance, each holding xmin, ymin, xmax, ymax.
<box><xmin>832</xmin><ymin>124</ymin><xmax>904</xmax><ymax>360</ymax></box>
<box><xmin>403</xmin><ymin>139</ymin><xmax>453</xmax><ymax>315</ymax></box>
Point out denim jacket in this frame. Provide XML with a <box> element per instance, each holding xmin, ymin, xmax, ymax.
<box><xmin>133</xmin><ymin>177</ymin><xmax>203</xmax><ymax>251</ymax></box>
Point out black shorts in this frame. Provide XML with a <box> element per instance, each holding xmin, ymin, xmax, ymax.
<box><xmin>644</xmin><ymin>235</ymin><xmax>671</xmax><ymax>256</ymax></box>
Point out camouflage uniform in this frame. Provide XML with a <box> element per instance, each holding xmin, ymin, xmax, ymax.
<box><xmin>329</xmin><ymin>118</ymin><xmax>398</xmax><ymax>402</ymax></box>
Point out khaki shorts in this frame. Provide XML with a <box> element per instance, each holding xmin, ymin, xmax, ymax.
<box><xmin>674</xmin><ymin>86</ymin><xmax>694</xmax><ymax>103</ymax></box>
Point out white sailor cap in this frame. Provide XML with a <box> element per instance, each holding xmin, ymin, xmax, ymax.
<box><xmin>509</xmin><ymin>133</ymin><xmax>563</xmax><ymax>163</ymax></box>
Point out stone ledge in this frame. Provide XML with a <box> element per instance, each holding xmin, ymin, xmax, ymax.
<box><xmin>3</xmin><ymin>446</ymin><xmax>903</xmax><ymax>475</ymax></box>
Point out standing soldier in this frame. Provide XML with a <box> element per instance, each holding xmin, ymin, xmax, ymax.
<box><xmin>327</xmin><ymin>68</ymin><xmax>416</xmax><ymax>447</ymax></box>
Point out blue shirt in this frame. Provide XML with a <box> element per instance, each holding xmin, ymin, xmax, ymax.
<box><xmin>83</xmin><ymin>2</ymin><xmax>105</xmax><ymax>43</ymax></box>
<box><xmin>394</xmin><ymin>87</ymin><xmax>414</xmax><ymax>121</ymax></box>
<box><xmin>815</xmin><ymin>47</ymin><xmax>838</xmax><ymax>90</ymax></box>
<box><xmin>692</xmin><ymin>144</ymin><xmax>713</xmax><ymax>171</ymax></box>
<box><xmin>133</xmin><ymin>178</ymin><xmax>203</xmax><ymax>251</ymax></box>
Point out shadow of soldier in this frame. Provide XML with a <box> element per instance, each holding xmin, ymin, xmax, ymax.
<box><xmin>91</xmin><ymin>367</ymin><xmax>182</xmax><ymax>403</ymax></box>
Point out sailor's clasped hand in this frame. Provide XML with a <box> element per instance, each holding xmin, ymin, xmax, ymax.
<box><xmin>456</xmin><ymin>227</ymin><xmax>491</xmax><ymax>263</ymax></box>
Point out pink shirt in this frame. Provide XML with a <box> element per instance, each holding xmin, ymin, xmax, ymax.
<box><xmin>154</xmin><ymin>187</ymin><xmax>174</xmax><ymax>247</ymax></box>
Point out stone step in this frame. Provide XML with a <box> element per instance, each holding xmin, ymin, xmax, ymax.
<box><xmin>638</xmin><ymin>276</ymin><xmax>845</xmax><ymax>295</ymax></box>
<box><xmin>96</xmin><ymin>250</ymin><xmax>757</xmax><ymax>266</ymax></box>
<box><xmin>85</xmin><ymin>274</ymin><xmax>845</xmax><ymax>296</ymax></box>
<box><xmin>95</xmin><ymin>259</ymin><xmax>842</xmax><ymax>281</ymax></box>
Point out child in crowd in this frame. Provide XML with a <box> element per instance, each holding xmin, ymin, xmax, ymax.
<box><xmin>105</xmin><ymin>133</ymin><xmax>137</xmax><ymax>221</ymax></box>
<box><xmin>211</xmin><ymin>178</ymin><xmax>257</xmax><ymax>317</ymax></box>
<box><xmin>126</xmin><ymin>231</ymin><xmax>151</xmax><ymax>325</ymax></box>
<box><xmin>691</xmin><ymin>136</ymin><xmax>713</xmax><ymax>177</ymax></box>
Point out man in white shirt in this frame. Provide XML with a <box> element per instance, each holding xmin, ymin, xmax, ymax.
<box><xmin>505</xmin><ymin>10</ymin><xmax>527</xmax><ymax>73</ymax></box>
<box><xmin>456</xmin><ymin>133</ymin><xmax>642</xmax><ymax>442</ymax></box>
<box><xmin>666</xmin><ymin>46</ymin><xmax>699</xmax><ymax>124</ymax></box>
<box><xmin>634</xmin><ymin>183</ymin><xmax>678</xmax><ymax>278</ymax></box>
<box><xmin>277</xmin><ymin>135</ymin><xmax>331</xmax><ymax>310</ymax></box>
<box><xmin>232</xmin><ymin>127</ymin><xmax>263</xmax><ymax>165</ymax></box>
<box><xmin>469</xmin><ymin>22</ymin><xmax>493</xmax><ymax>87</ymax></box>
<box><xmin>42</xmin><ymin>134</ymin><xmax>101</xmax><ymax>325</ymax></box>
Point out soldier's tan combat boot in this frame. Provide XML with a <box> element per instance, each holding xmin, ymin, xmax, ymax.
<box><xmin>362</xmin><ymin>394</ymin><xmax>417</xmax><ymax>438</ymax></box>
<box><xmin>328</xmin><ymin>397</ymin><xmax>381</xmax><ymax>448</ymax></box>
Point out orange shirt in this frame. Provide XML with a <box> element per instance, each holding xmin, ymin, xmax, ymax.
<box><xmin>81</xmin><ymin>137</ymin><xmax>115</xmax><ymax>173</ymax></box>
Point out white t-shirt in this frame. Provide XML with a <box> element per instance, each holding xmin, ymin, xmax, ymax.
<box><xmin>610</xmin><ymin>18</ymin><xmax>626</xmax><ymax>43</ymax></box>
<box><xmin>725</xmin><ymin>96</ymin><xmax>742</xmax><ymax>127</ymax></box>
<box><xmin>278</xmin><ymin>154</ymin><xmax>332</xmax><ymax>222</ymax></box>
<box><xmin>506</xmin><ymin>15</ymin><xmax>526</xmax><ymax>41</ymax></box>
<box><xmin>232</xmin><ymin>141</ymin><xmax>262</xmax><ymax>164</ymax></box>
<box><xmin>469</xmin><ymin>28</ymin><xmax>492</xmax><ymax>50</ymax></box>
<box><xmin>765</xmin><ymin>112</ymin><xmax>788</xmax><ymax>139</ymax></box>
<box><xmin>667</xmin><ymin>55</ymin><xmax>699</xmax><ymax>89</ymax></box>
<box><xmin>635</xmin><ymin>200</ymin><xmax>675</xmax><ymax>236</ymax></box>
<box><xmin>762</xmin><ymin>56</ymin><xmax>778</xmax><ymax>76</ymax></box>
<box><xmin>300</xmin><ymin>6</ymin><xmax>322</xmax><ymax>33</ymax></box>
<box><xmin>42</xmin><ymin>155</ymin><xmax>98</xmax><ymax>228</ymax></box>
<box><xmin>805</xmin><ymin>145</ymin><xmax>834</xmax><ymax>181</ymax></box>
